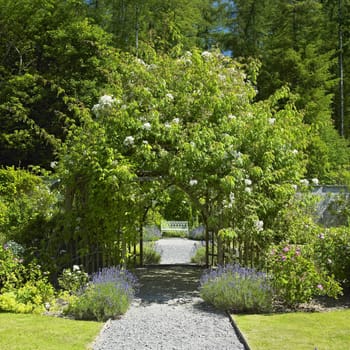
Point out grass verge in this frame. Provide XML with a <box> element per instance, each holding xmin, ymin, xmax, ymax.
<box><xmin>234</xmin><ymin>309</ymin><xmax>350</xmax><ymax>350</ymax></box>
<box><xmin>0</xmin><ymin>313</ymin><xmax>103</xmax><ymax>350</ymax></box>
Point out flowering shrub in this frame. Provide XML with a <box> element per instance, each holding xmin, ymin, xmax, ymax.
<box><xmin>200</xmin><ymin>264</ymin><xmax>273</xmax><ymax>313</ymax></box>
<box><xmin>313</xmin><ymin>227</ymin><xmax>350</xmax><ymax>287</ymax></box>
<box><xmin>58</xmin><ymin>265</ymin><xmax>89</xmax><ymax>295</ymax></box>
<box><xmin>67</xmin><ymin>266</ymin><xmax>138</xmax><ymax>321</ymax></box>
<box><xmin>268</xmin><ymin>244</ymin><xmax>342</xmax><ymax>308</ymax></box>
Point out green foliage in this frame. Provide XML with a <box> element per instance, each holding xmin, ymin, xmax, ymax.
<box><xmin>0</xmin><ymin>0</ymin><xmax>114</xmax><ymax>167</ymax></box>
<box><xmin>0</xmin><ymin>167</ymin><xmax>56</xmax><ymax>244</ymax></box>
<box><xmin>141</xmin><ymin>243</ymin><xmax>161</xmax><ymax>265</ymax></box>
<box><xmin>268</xmin><ymin>244</ymin><xmax>342</xmax><ymax>308</ymax></box>
<box><xmin>88</xmin><ymin>0</ymin><xmax>214</xmax><ymax>52</ymax></box>
<box><xmin>219</xmin><ymin>0</ymin><xmax>350</xmax><ymax>183</ymax></box>
<box><xmin>56</xmin><ymin>49</ymin><xmax>309</xmax><ymax>267</ymax></box>
<box><xmin>0</xmin><ymin>243</ymin><xmax>25</xmax><ymax>291</ymax></box>
<box><xmin>131</xmin><ymin>242</ymin><xmax>161</xmax><ymax>265</ymax></box>
<box><xmin>200</xmin><ymin>264</ymin><xmax>273</xmax><ymax>313</ymax></box>
<box><xmin>190</xmin><ymin>246</ymin><xmax>207</xmax><ymax>265</ymax></box>
<box><xmin>314</xmin><ymin>227</ymin><xmax>350</xmax><ymax>287</ymax></box>
<box><xmin>0</xmin><ymin>280</ymin><xmax>55</xmax><ymax>314</ymax></box>
<box><xmin>0</xmin><ymin>244</ymin><xmax>55</xmax><ymax>314</ymax></box>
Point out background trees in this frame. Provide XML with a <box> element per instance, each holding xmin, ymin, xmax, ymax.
<box><xmin>217</xmin><ymin>0</ymin><xmax>350</xmax><ymax>183</ymax></box>
<box><xmin>0</xmin><ymin>0</ymin><xmax>114</xmax><ymax>168</ymax></box>
<box><xmin>1</xmin><ymin>0</ymin><xmax>350</xmax><ymax>272</ymax></box>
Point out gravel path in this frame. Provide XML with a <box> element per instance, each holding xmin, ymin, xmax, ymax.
<box><xmin>155</xmin><ymin>238</ymin><xmax>200</xmax><ymax>264</ymax></box>
<box><xmin>92</xmin><ymin>240</ymin><xmax>245</xmax><ymax>350</ymax></box>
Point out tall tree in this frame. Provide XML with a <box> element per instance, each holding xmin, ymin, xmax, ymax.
<box><xmin>87</xmin><ymin>0</ymin><xmax>214</xmax><ymax>53</ymax></box>
<box><xmin>0</xmin><ymin>0</ymin><xmax>115</xmax><ymax>168</ymax></box>
<box><xmin>218</xmin><ymin>0</ymin><xmax>350</xmax><ymax>183</ymax></box>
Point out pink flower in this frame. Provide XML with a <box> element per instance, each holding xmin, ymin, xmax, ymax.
<box><xmin>282</xmin><ymin>246</ymin><xmax>290</xmax><ymax>253</ymax></box>
<box><xmin>281</xmin><ymin>255</ymin><xmax>287</xmax><ymax>261</ymax></box>
<box><xmin>317</xmin><ymin>284</ymin><xmax>324</xmax><ymax>290</ymax></box>
<box><xmin>295</xmin><ymin>248</ymin><xmax>301</xmax><ymax>256</ymax></box>
<box><xmin>318</xmin><ymin>233</ymin><xmax>325</xmax><ymax>239</ymax></box>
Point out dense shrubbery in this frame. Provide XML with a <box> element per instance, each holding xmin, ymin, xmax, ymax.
<box><xmin>0</xmin><ymin>242</ymin><xmax>137</xmax><ymax>320</ymax></box>
<box><xmin>200</xmin><ymin>264</ymin><xmax>273</xmax><ymax>313</ymax></box>
<box><xmin>0</xmin><ymin>243</ymin><xmax>55</xmax><ymax>314</ymax></box>
<box><xmin>314</xmin><ymin>227</ymin><xmax>350</xmax><ymax>287</ymax></box>
<box><xmin>268</xmin><ymin>243</ymin><xmax>342</xmax><ymax>308</ymax></box>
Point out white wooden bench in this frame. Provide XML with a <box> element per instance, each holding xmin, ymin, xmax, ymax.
<box><xmin>160</xmin><ymin>220</ymin><xmax>189</xmax><ymax>235</ymax></box>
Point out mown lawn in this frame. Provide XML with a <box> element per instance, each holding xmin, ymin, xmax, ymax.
<box><xmin>234</xmin><ymin>309</ymin><xmax>350</xmax><ymax>350</ymax></box>
<box><xmin>0</xmin><ymin>313</ymin><xmax>103</xmax><ymax>350</ymax></box>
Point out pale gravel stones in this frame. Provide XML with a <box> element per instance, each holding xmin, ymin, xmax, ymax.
<box><xmin>93</xmin><ymin>301</ymin><xmax>244</xmax><ymax>350</ymax></box>
<box><xmin>155</xmin><ymin>238</ymin><xmax>198</xmax><ymax>264</ymax></box>
<box><xmin>92</xmin><ymin>241</ymin><xmax>245</xmax><ymax>350</ymax></box>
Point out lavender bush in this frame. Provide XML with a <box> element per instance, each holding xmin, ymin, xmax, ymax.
<box><xmin>67</xmin><ymin>266</ymin><xmax>138</xmax><ymax>321</ymax></box>
<box><xmin>200</xmin><ymin>264</ymin><xmax>273</xmax><ymax>313</ymax></box>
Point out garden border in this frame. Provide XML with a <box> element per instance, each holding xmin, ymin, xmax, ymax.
<box><xmin>227</xmin><ymin>312</ymin><xmax>251</xmax><ymax>350</ymax></box>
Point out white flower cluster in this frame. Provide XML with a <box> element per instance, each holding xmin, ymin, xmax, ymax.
<box><xmin>244</xmin><ymin>178</ymin><xmax>252</xmax><ymax>194</ymax></box>
<box><xmin>201</xmin><ymin>51</ymin><xmax>212</xmax><ymax>60</ymax></box>
<box><xmin>124</xmin><ymin>136</ymin><xmax>135</xmax><ymax>146</ymax></box>
<box><xmin>223</xmin><ymin>192</ymin><xmax>235</xmax><ymax>209</ymax></box>
<box><xmin>92</xmin><ymin>95</ymin><xmax>117</xmax><ymax>117</ymax></box>
<box><xmin>300</xmin><ymin>179</ymin><xmax>309</xmax><ymax>186</ymax></box>
<box><xmin>312</xmin><ymin>178</ymin><xmax>319</xmax><ymax>185</ymax></box>
<box><xmin>268</xmin><ymin>118</ymin><xmax>276</xmax><ymax>125</ymax></box>
<box><xmin>255</xmin><ymin>220</ymin><xmax>264</xmax><ymax>232</ymax></box>
<box><xmin>189</xmin><ymin>179</ymin><xmax>198</xmax><ymax>186</ymax></box>
<box><xmin>142</xmin><ymin>122</ymin><xmax>151</xmax><ymax>131</ymax></box>
<box><xmin>166</xmin><ymin>93</ymin><xmax>174</xmax><ymax>101</ymax></box>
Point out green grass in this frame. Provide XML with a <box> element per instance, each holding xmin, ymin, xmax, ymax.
<box><xmin>0</xmin><ymin>313</ymin><xmax>103</xmax><ymax>350</ymax></box>
<box><xmin>234</xmin><ymin>309</ymin><xmax>350</xmax><ymax>350</ymax></box>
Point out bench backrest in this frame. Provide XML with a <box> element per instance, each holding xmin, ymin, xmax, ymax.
<box><xmin>161</xmin><ymin>220</ymin><xmax>189</xmax><ymax>233</ymax></box>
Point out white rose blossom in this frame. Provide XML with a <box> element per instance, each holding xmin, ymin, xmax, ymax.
<box><xmin>312</xmin><ymin>178</ymin><xmax>319</xmax><ymax>185</ymax></box>
<box><xmin>201</xmin><ymin>51</ymin><xmax>212</xmax><ymax>59</ymax></box>
<box><xmin>99</xmin><ymin>95</ymin><xmax>116</xmax><ymax>107</ymax></box>
<box><xmin>166</xmin><ymin>93</ymin><xmax>174</xmax><ymax>101</ymax></box>
<box><xmin>268</xmin><ymin>118</ymin><xmax>276</xmax><ymax>125</ymax></box>
<box><xmin>92</xmin><ymin>95</ymin><xmax>116</xmax><ymax>117</ymax></box>
<box><xmin>244</xmin><ymin>178</ymin><xmax>252</xmax><ymax>186</ymax></box>
<box><xmin>245</xmin><ymin>187</ymin><xmax>252</xmax><ymax>194</ymax></box>
<box><xmin>300</xmin><ymin>179</ymin><xmax>309</xmax><ymax>186</ymax></box>
<box><xmin>124</xmin><ymin>136</ymin><xmax>135</xmax><ymax>146</ymax></box>
<box><xmin>142</xmin><ymin>122</ymin><xmax>151</xmax><ymax>130</ymax></box>
<box><xmin>172</xmin><ymin>118</ymin><xmax>180</xmax><ymax>124</ymax></box>
<box><xmin>255</xmin><ymin>220</ymin><xmax>264</xmax><ymax>232</ymax></box>
<box><xmin>189</xmin><ymin>179</ymin><xmax>198</xmax><ymax>186</ymax></box>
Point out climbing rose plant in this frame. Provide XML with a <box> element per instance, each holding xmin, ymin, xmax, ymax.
<box><xmin>57</xmin><ymin>49</ymin><xmax>309</xmax><ymax>266</ymax></box>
